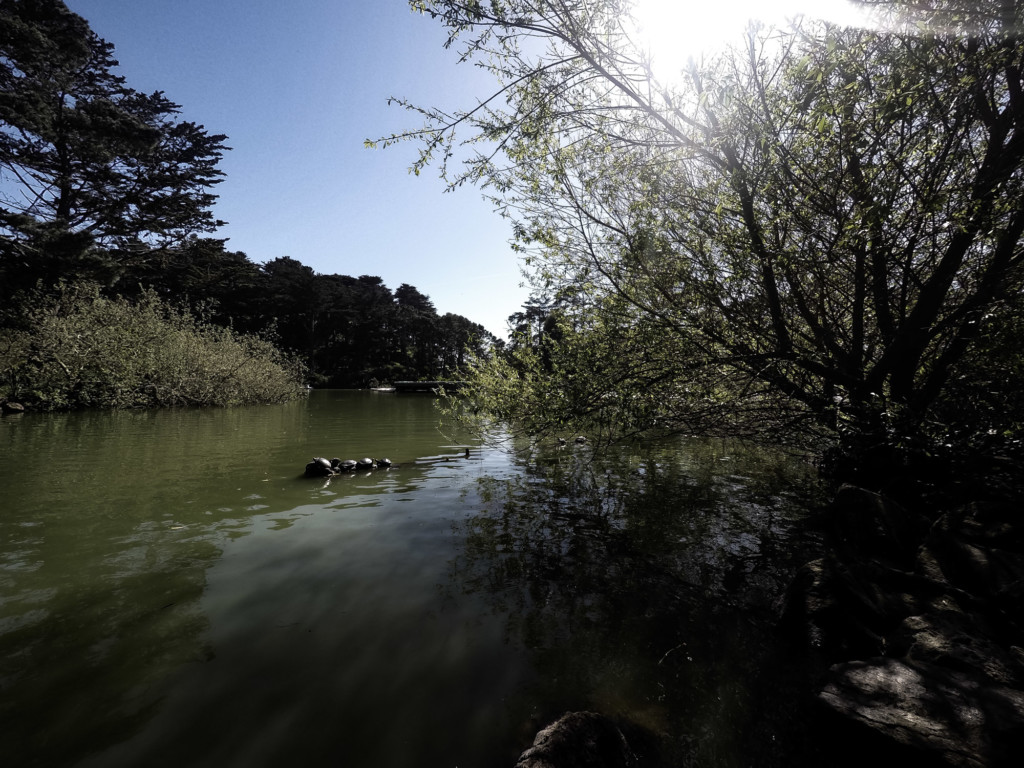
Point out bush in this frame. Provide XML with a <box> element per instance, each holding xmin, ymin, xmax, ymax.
<box><xmin>0</xmin><ymin>283</ymin><xmax>306</xmax><ymax>410</ymax></box>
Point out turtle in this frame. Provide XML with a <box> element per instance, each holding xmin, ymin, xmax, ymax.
<box><xmin>305</xmin><ymin>457</ymin><xmax>333</xmax><ymax>477</ymax></box>
<box><xmin>338</xmin><ymin>459</ymin><xmax>358</xmax><ymax>472</ymax></box>
<box><xmin>356</xmin><ymin>457</ymin><xmax>375</xmax><ymax>470</ymax></box>
<box><xmin>376</xmin><ymin>458</ymin><xmax>392</xmax><ymax>468</ymax></box>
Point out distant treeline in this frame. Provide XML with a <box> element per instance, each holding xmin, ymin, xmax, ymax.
<box><xmin>0</xmin><ymin>236</ymin><xmax>495</xmax><ymax>400</ymax></box>
<box><xmin>115</xmin><ymin>238</ymin><xmax>495</xmax><ymax>388</ymax></box>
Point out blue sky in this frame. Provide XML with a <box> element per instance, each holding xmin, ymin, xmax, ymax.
<box><xmin>64</xmin><ymin>0</ymin><xmax>529</xmax><ymax>339</ymax></box>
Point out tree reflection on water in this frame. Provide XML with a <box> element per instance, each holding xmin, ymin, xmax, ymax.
<box><xmin>449</xmin><ymin>437</ymin><xmax>826</xmax><ymax>766</ymax></box>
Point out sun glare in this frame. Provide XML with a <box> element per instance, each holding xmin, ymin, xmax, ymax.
<box><xmin>631</xmin><ymin>0</ymin><xmax>873</xmax><ymax>80</ymax></box>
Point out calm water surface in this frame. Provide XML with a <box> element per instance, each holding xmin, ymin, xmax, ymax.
<box><xmin>1</xmin><ymin>391</ymin><xmax>823</xmax><ymax>767</ymax></box>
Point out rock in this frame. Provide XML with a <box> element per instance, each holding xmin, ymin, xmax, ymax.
<box><xmin>779</xmin><ymin>557</ymin><xmax>875</xmax><ymax>656</ymax></box>
<box><xmin>830</xmin><ymin>484</ymin><xmax>930</xmax><ymax>566</ymax></box>
<box><xmin>1</xmin><ymin>401</ymin><xmax>25</xmax><ymax>413</ymax></box>
<box><xmin>919</xmin><ymin>502</ymin><xmax>1024</xmax><ymax>611</ymax></box>
<box><xmin>515</xmin><ymin>712</ymin><xmax>656</xmax><ymax>768</ymax></box>
<box><xmin>819</xmin><ymin>657</ymin><xmax>1024</xmax><ymax>767</ymax></box>
<box><xmin>783</xmin><ymin>489</ymin><xmax>1024</xmax><ymax>766</ymax></box>
<box><xmin>899</xmin><ymin>610</ymin><xmax>1024</xmax><ymax>687</ymax></box>
<box><xmin>778</xmin><ymin>555</ymin><xmax>943</xmax><ymax>659</ymax></box>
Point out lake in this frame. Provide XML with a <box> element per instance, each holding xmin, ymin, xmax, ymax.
<box><xmin>0</xmin><ymin>390</ymin><xmax>823</xmax><ymax>767</ymax></box>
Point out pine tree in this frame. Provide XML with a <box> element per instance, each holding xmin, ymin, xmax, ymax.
<box><xmin>0</xmin><ymin>0</ymin><xmax>228</xmax><ymax>295</ymax></box>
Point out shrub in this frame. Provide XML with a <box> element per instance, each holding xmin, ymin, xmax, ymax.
<box><xmin>0</xmin><ymin>283</ymin><xmax>305</xmax><ymax>410</ymax></box>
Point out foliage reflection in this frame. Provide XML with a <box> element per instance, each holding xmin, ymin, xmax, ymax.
<box><xmin>450</xmin><ymin>438</ymin><xmax>824</xmax><ymax>765</ymax></box>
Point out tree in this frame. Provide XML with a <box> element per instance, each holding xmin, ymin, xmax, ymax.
<box><xmin>394</xmin><ymin>282</ymin><xmax>437</xmax><ymax>315</ymax></box>
<box><xmin>0</xmin><ymin>0</ymin><xmax>228</xmax><ymax>295</ymax></box>
<box><xmin>127</xmin><ymin>237</ymin><xmax>266</xmax><ymax>332</ymax></box>
<box><xmin>392</xmin><ymin>282</ymin><xmax>436</xmax><ymax>374</ymax></box>
<box><xmin>436</xmin><ymin>312</ymin><xmax>493</xmax><ymax>373</ymax></box>
<box><xmin>390</xmin><ymin>1</ymin><xmax>1024</xmax><ymax>479</ymax></box>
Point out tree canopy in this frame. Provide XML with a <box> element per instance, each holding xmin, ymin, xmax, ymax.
<box><xmin>0</xmin><ymin>1</ymin><xmax>495</xmax><ymax>410</ymax></box>
<box><xmin>0</xmin><ymin>0</ymin><xmax>228</xmax><ymax>293</ymax></box>
<box><xmin>391</xmin><ymin>0</ymin><xmax>1024</xmax><ymax>479</ymax></box>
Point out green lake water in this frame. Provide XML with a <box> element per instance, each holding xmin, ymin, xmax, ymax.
<box><xmin>1</xmin><ymin>390</ymin><xmax>823</xmax><ymax>767</ymax></box>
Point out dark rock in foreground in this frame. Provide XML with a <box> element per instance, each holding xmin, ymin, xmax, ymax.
<box><xmin>783</xmin><ymin>490</ymin><xmax>1024</xmax><ymax>766</ymax></box>
<box><xmin>820</xmin><ymin>658</ymin><xmax>1024</xmax><ymax>767</ymax></box>
<box><xmin>515</xmin><ymin>712</ymin><xmax>659</xmax><ymax>768</ymax></box>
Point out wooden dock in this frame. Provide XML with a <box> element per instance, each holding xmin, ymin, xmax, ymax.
<box><xmin>392</xmin><ymin>381</ymin><xmax>467</xmax><ymax>393</ymax></box>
